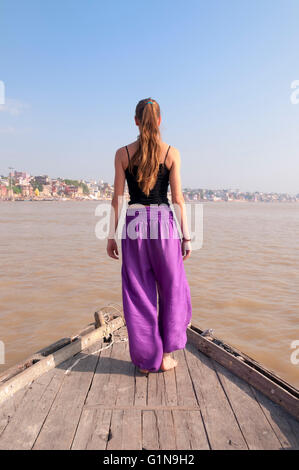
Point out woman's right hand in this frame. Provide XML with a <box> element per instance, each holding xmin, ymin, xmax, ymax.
<box><xmin>107</xmin><ymin>238</ymin><xmax>119</xmax><ymax>259</ymax></box>
<box><xmin>181</xmin><ymin>240</ymin><xmax>192</xmax><ymax>261</ymax></box>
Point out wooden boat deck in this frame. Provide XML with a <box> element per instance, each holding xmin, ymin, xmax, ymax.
<box><xmin>0</xmin><ymin>323</ymin><xmax>298</xmax><ymax>450</ymax></box>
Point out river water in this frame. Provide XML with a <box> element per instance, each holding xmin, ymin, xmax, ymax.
<box><xmin>0</xmin><ymin>201</ymin><xmax>298</xmax><ymax>388</ymax></box>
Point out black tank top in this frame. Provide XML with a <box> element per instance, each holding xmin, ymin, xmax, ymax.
<box><xmin>125</xmin><ymin>145</ymin><xmax>171</xmax><ymax>206</ymax></box>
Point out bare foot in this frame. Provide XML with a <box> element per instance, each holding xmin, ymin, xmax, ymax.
<box><xmin>160</xmin><ymin>353</ymin><xmax>178</xmax><ymax>371</ymax></box>
<box><xmin>139</xmin><ymin>368</ymin><xmax>149</xmax><ymax>374</ymax></box>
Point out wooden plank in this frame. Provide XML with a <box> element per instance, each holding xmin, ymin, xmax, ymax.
<box><xmin>173</xmin><ymin>349</ymin><xmax>198</xmax><ymax>407</ymax></box>
<box><xmin>0</xmin><ymin>315</ymin><xmax>124</xmax><ymax>406</ymax></box>
<box><xmin>0</xmin><ymin>385</ymin><xmax>30</xmax><ymax>436</ymax></box>
<box><xmin>163</xmin><ymin>366</ymin><xmax>178</xmax><ymax>407</ymax></box>
<box><xmin>0</xmin><ymin>383</ymin><xmax>54</xmax><ymax>450</ymax></box>
<box><xmin>85</xmin><ymin>339</ymin><xmax>113</xmax><ymax>405</ymax></box>
<box><xmin>122</xmin><ymin>409</ymin><xmax>142</xmax><ymax>449</ymax></box>
<box><xmin>32</xmin><ymin>341</ymin><xmax>101</xmax><ymax>450</ymax></box>
<box><xmin>86</xmin><ymin>340</ymin><xmax>126</xmax><ymax>407</ymax></box>
<box><xmin>252</xmin><ymin>387</ymin><xmax>299</xmax><ymax>450</ymax></box>
<box><xmin>0</xmin><ymin>355</ymin><xmax>76</xmax><ymax>450</ymax></box>
<box><xmin>134</xmin><ymin>369</ymin><xmax>148</xmax><ymax>406</ymax></box>
<box><xmin>35</xmin><ymin>337</ymin><xmax>72</xmax><ymax>356</ymax></box>
<box><xmin>142</xmin><ymin>410</ymin><xmax>159</xmax><ymax>449</ymax></box>
<box><xmin>147</xmin><ymin>370</ymin><xmax>166</xmax><ymax>407</ymax></box>
<box><xmin>106</xmin><ymin>409</ymin><xmax>123</xmax><ymax>450</ymax></box>
<box><xmin>104</xmin><ymin>408</ymin><xmax>142</xmax><ymax>450</ymax></box>
<box><xmin>187</xmin><ymin>327</ymin><xmax>299</xmax><ymax>420</ymax></box>
<box><xmin>115</xmin><ymin>341</ymin><xmax>135</xmax><ymax>406</ymax></box>
<box><xmin>0</xmin><ymin>355</ymin><xmax>45</xmax><ymax>384</ymax></box>
<box><xmin>96</xmin><ymin>341</ymin><xmax>125</xmax><ymax>407</ymax></box>
<box><xmin>184</xmin><ymin>343</ymin><xmax>247</xmax><ymax>450</ymax></box>
<box><xmin>71</xmin><ymin>408</ymin><xmax>112</xmax><ymax>450</ymax></box>
<box><xmin>172</xmin><ymin>410</ymin><xmax>210</xmax><ymax>450</ymax></box>
<box><xmin>212</xmin><ymin>359</ymin><xmax>282</xmax><ymax>449</ymax></box>
<box><xmin>83</xmin><ymin>404</ymin><xmax>207</xmax><ymax>410</ymax></box>
<box><xmin>155</xmin><ymin>410</ymin><xmax>176</xmax><ymax>449</ymax></box>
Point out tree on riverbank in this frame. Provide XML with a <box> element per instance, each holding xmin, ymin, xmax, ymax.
<box><xmin>31</xmin><ymin>178</ymin><xmax>43</xmax><ymax>193</ymax></box>
<box><xmin>63</xmin><ymin>179</ymin><xmax>89</xmax><ymax>195</ymax></box>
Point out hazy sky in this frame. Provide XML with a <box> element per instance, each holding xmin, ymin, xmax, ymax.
<box><xmin>1</xmin><ymin>0</ymin><xmax>299</xmax><ymax>194</ymax></box>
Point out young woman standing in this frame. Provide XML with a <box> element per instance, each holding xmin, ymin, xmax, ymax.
<box><xmin>107</xmin><ymin>98</ymin><xmax>192</xmax><ymax>374</ymax></box>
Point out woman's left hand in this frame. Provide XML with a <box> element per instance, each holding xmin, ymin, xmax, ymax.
<box><xmin>107</xmin><ymin>238</ymin><xmax>119</xmax><ymax>259</ymax></box>
<box><xmin>181</xmin><ymin>240</ymin><xmax>192</xmax><ymax>261</ymax></box>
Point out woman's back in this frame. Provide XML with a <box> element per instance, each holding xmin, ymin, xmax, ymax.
<box><xmin>124</xmin><ymin>141</ymin><xmax>171</xmax><ymax>206</ymax></box>
<box><xmin>125</xmin><ymin>140</ymin><xmax>172</xmax><ymax>169</ymax></box>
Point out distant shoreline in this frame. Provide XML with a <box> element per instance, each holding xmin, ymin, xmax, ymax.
<box><xmin>1</xmin><ymin>198</ymin><xmax>298</xmax><ymax>204</ymax></box>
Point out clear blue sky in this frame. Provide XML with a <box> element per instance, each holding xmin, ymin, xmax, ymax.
<box><xmin>1</xmin><ymin>0</ymin><xmax>299</xmax><ymax>193</ymax></box>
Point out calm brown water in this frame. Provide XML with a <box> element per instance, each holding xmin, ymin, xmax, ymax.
<box><xmin>0</xmin><ymin>201</ymin><xmax>298</xmax><ymax>388</ymax></box>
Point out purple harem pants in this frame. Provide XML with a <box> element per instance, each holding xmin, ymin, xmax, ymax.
<box><xmin>121</xmin><ymin>204</ymin><xmax>192</xmax><ymax>372</ymax></box>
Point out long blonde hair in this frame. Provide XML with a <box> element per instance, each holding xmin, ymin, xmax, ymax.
<box><xmin>128</xmin><ymin>97</ymin><xmax>162</xmax><ymax>196</ymax></box>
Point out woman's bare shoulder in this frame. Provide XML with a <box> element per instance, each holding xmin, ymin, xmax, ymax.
<box><xmin>166</xmin><ymin>144</ymin><xmax>180</xmax><ymax>169</ymax></box>
<box><xmin>114</xmin><ymin>145</ymin><xmax>130</xmax><ymax>171</ymax></box>
<box><xmin>168</xmin><ymin>145</ymin><xmax>179</xmax><ymax>156</ymax></box>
